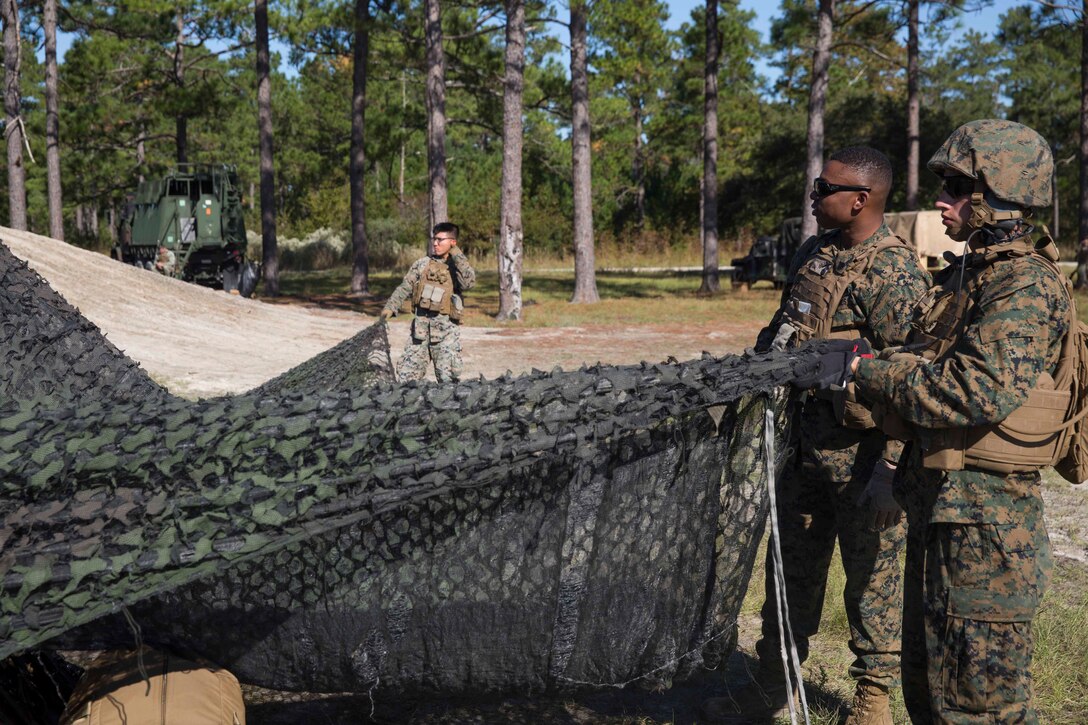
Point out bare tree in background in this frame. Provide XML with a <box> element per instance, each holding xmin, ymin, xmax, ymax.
<box><xmin>569</xmin><ymin>0</ymin><xmax>598</xmax><ymax>303</ymax></box>
<box><xmin>2</xmin><ymin>0</ymin><xmax>26</xmax><ymax>230</ymax></box>
<box><xmin>350</xmin><ymin>0</ymin><xmax>371</xmax><ymax>295</ymax></box>
<box><xmin>425</xmin><ymin>0</ymin><xmax>448</xmax><ymax>239</ymax></box>
<box><xmin>497</xmin><ymin>0</ymin><xmax>525</xmax><ymax>320</ymax></box>
<box><xmin>905</xmin><ymin>0</ymin><xmax>919</xmax><ymax>210</ymax></box>
<box><xmin>699</xmin><ymin>0</ymin><xmax>720</xmax><ymax>294</ymax></box>
<box><xmin>800</xmin><ymin>0</ymin><xmax>833</xmax><ymax>239</ymax></box>
<box><xmin>256</xmin><ymin>0</ymin><xmax>278</xmax><ymax>295</ymax></box>
<box><xmin>44</xmin><ymin>0</ymin><xmax>62</xmax><ymax>239</ymax></box>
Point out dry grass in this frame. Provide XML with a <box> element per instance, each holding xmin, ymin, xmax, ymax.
<box><xmin>734</xmin><ymin>473</ymin><xmax>1088</xmax><ymax>725</ymax></box>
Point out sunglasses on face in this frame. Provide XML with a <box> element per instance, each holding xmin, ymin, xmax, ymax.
<box><xmin>941</xmin><ymin>176</ymin><xmax>976</xmax><ymax>198</ymax></box>
<box><xmin>812</xmin><ymin>178</ymin><xmax>871</xmax><ymax>197</ymax></box>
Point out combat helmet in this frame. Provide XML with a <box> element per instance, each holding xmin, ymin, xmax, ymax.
<box><xmin>927</xmin><ymin>119</ymin><xmax>1053</xmax><ymax>236</ymax></box>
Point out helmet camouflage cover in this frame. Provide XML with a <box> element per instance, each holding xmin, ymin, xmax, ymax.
<box><xmin>927</xmin><ymin>119</ymin><xmax>1053</xmax><ymax>209</ymax></box>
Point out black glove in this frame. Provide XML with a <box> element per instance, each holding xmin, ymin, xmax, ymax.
<box><xmin>791</xmin><ymin>339</ymin><xmax>873</xmax><ymax>390</ymax></box>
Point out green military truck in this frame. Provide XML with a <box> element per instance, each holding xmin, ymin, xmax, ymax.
<box><xmin>731</xmin><ymin>210</ymin><xmax>961</xmax><ymax>289</ymax></box>
<box><xmin>114</xmin><ymin>164</ymin><xmax>258</xmax><ymax>297</ymax></box>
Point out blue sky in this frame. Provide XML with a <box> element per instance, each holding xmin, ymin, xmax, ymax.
<box><xmin>666</xmin><ymin>0</ymin><xmax>1018</xmax><ymax>33</ymax></box>
<box><xmin>664</xmin><ymin>0</ymin><xmax>1023</xmax><ymax>82</ymax></box>
<box><xmin>51</xmin><ymin>0</ymin><xmax>1029</xmax><ymax>78</ymax></box>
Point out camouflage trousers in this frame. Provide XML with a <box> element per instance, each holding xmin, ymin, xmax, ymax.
<box><xmin>900</xmin><ymin>498</ymin><xmax>1051</xmax><ymax>724</ymax></box>
<box><xmin>397</xmin><ymin>315</ymin><xmax>463</xmax><ymax>383</ymax></box>
<box><xmin>756</xmin><ymin>455</ymin><xmax>905</xmax><ymax>688</ymax></box>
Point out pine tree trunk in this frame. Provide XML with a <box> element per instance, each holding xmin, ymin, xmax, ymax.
<box><xmin>569</xmin><ymin>0</ymin><xmax>598</xmax><ymax>304</ymax></box>
<box><xmin>1079</xmin><ymin>0</ymin><xmax>1088</xmax><ymax>254</ymax></box>
<box><xmin>801</xmin><ymin>0</ymin><xmax>833</xmax><ymax>240</ymax></box>
<box><xmin>633</xmin><ymin>100</ymin><xmax>645</xmax><ymax>230</ymax></box>
<box><xmin>349</xmin><ymin>0</ymin><xmax>370</xmax><ymax>295</ymax></box>
<box><xmin>256</xmin><ymin>0</ymin><xmax>279</xmax><ymax>295</ymax></box>
<box><xmin>905</xmin><ymin>0</ymin><xmax>920</xmax><ymax>211</ymax></box>
<box><xmin>174</xmin><ymin>12</ymin><xmax>187</xmax><ymax>164</ymax></box>
<box><xmin>2</xmin><ymin>0</ymin><xmax>26</xmax><ymax>231</ymax></box>
<box><xmin>425</xmin><ymin>0</ymin><xmax>448</xmax><ymax>240</ymax></box>
<box><xmin>699</xmin><ymin>0</ymin><xmax>720</xmax><ymax>294</ymax></box>
<box><xmin>497</xmin><ymin>0</ymin><xmax>525</xmax><ymax>321</ymax></box>
<box><xmin>44</xmin><ymin>0</ymin><xmax>63</xmax><ymax>240</ymax></box>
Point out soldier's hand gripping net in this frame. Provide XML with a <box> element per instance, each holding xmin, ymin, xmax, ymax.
<box><xmin>790</xmin><ymin>339</ymin><xmax>873</xmax><ymax>390</ymax></box>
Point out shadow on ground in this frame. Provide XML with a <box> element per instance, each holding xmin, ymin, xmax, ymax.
<box><xmin>244</xmin><ymin>649</ymin><xmax>849</xmax><ymax>724</ymax></box>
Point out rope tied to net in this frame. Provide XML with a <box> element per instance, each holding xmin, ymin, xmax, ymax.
<box><xmin>763</xmin><ymin>406</ymin><xmax>810</xmax><ymax>725</ymax></box>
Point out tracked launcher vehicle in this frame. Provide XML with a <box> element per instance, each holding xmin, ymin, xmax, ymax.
<box><xmin>115</xmin><ymin>164</ymin><xmax>259</xmax><ymax>296</ymax></box>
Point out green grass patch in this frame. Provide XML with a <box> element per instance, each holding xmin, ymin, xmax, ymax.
<box><xmin>741</xmin><ymin>490</ymin><xmax>1087</xmax><ymax>724</ymax></box>
<box><xmin>277</xmin><ymin>265</ymin><xmax>782</xmax><ymax>328</ymax></box>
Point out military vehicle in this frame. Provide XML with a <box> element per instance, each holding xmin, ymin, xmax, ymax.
<box><xmin>730</xmin><ymin>217</ymin><xmax>806</xmax><ymax>290</ymax></box>
<box><xmin>731</xmin><ymin>210</ymin><xmax>963</xmax><ymax>289</ymax></box>
<box><xmin>114</xmin><ymin>164</ymin><xmax>259</xmax><ymax>297</ymax></box>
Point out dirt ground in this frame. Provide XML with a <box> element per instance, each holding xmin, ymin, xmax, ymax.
<box><xmin>2</xmin><ymin>229</ymin><xmax>751</xmax><ymax>399</ymax></box>
<box><xmin>5</xmin><ymin>227</ymin><xmax>1086</xmax><ymax>723</ymax></box>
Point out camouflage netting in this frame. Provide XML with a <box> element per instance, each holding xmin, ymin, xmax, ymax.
<box><xmin>0</xmin><ymin>239</ymin><xmax>825</xmax><ymax>696</ymax></box>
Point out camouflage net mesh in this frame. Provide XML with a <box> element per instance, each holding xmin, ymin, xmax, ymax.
<box><xmin>0</xmin><ymin>239</ymin><xmax>825</xmax><ymax>697</ymax></box>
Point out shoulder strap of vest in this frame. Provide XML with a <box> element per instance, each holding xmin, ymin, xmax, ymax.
<box><xmin>829</xmin><ymin>233</ymin><xmax>910</xmax><ymax>307</ymax></box>
<box><xmin>846</xmin><ymin>233</ymin><xmax>911</xmax><ymax>275</ymax></box>
<box><xmin>786</xmin><ymin>233</ymin><xmax>830</xmax><ymax>278</ymax></box>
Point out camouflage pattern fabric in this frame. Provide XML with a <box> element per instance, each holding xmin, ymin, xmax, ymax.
<box><xmin>0</xmin><ymin>238</ymin><xmax>847</xmax><ymax>695</ymax></box>
<box><xmin>399</xmin><ymin>315</ymin><xmax>462</xmax><ymax>382</ymax></box>
<box><xmin>926</xmin><ymin>120</ymin><xmax>1054</xmax><ymax>208</ymax></box>
<box><xmin>384</xmin><ymin>250</ymin><xmax>475</xmax><ymax>383</ymax></box>
<box><xmin>855</xmin><ymin>242</ymin><xmax>1068</xmax><ymax>722</ymax></box>
<box><xmin>754</xmin><ymin>223</ymin><xmax>931</xmax><ymax>689</ymax></box>
<box><xmin>254</xmin><ymin>321</ymin><xmax>394</xmax><ymax>397</ymax></box>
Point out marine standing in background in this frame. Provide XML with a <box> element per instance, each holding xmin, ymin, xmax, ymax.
<box><xmin>155</xmin><ymin>245</ymin><xmax>176</xmax><ymax>276</ymax></box>
<box><xmin>804</xmin><ymin>120</ymin><xmax>1069</xmax><ymax>723</ymax></box>
<box><xmin>381</xmin><ymin>222</ymin><xmax>476</xmax><ymax>382</ymax></box>
<box><xmin>703</xmin><ymin>146</ymin><xmax>931</xmax><ymax>724</ymax></box>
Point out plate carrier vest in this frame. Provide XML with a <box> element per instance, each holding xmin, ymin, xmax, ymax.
<box><xmin>777</xmin><ymin>230</ymin><xmax>911</xmax><ymax>429</ymax></box>
<box><xmin>891</xmin><ymin>236</ymin><xmax>1076</xmax><ymax>474</ymax></box>
<box><xmin>412</xmin><ymin>257</ymin><xmax>463</xmax><ymax>321</ymax></box>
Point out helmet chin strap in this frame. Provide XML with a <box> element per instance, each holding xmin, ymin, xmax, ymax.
<box><xmin>968</xmin><ymin>179</ymin><xmax>1023</xmax><ymax>230</ymax></box>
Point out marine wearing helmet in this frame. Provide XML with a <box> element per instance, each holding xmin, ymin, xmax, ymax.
<box><xmin>926</xmin><ymin>118</ymin><xmax>1053</xmax><ymax>242</ymax></box>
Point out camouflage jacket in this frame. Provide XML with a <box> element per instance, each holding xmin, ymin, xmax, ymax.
<box><xmin>383</xmin><ymin>249</ymin><xmax>476</xmax><ymax>319</ymax></box>
<box><xmin>758</xmin><ymin>223</ymin><xmax>931</xmax><ymax>481</ymax></box>
<box><xmin>854</xmin><ymin>242</ymin><xmax>1070</xmax><ymax>523</ymax></box>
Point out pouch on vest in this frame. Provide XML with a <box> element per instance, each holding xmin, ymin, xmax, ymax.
<box><xmin>922</xmin><ymin>372</ymin><xmax>1071</xmax><ymax>474</ymax></box>
<box><xmin>413</xmin><ymin>259</ymin><xmax>455</xmax><ymax>315</ymax></box>
<box><xmin>450</xmin><ymin>293</ymin><xmax>464</xmax><ymax>322</ymax></box>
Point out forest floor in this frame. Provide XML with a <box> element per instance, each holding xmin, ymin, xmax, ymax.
<box><xmin>5</xmin><ymin>227</ymin><xmax>1086</xmax><ymax>723</ymax></box>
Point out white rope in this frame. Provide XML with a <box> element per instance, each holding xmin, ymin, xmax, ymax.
<box><xmin>764</xmin><ymin>406</ymin><xmax>810</xmax><ymax>725</ymax></box>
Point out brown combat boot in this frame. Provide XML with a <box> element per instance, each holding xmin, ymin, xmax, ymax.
<box><xmin>700</xmin><ymin>670</ymin><xmax>801</xmax><ymax>722</ymax></box>
<box><xmin>844</xmin><ymin>681</ymin><xmax>893</xmax><ymax>725</ymax></box>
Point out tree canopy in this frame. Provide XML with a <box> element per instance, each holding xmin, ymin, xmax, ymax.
<box><xmin>0</xmin><ymin>0</ymin><xmax>1082</xmax><ymax>258</ymax></box>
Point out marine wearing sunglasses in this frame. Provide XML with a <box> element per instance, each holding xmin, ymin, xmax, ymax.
<box><xmin>812</xmin><ymin>178</ymin><xmax>871</xmax><ymax>197</ymax></box>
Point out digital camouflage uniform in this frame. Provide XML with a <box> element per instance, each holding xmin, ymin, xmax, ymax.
<box><xmin>383</xmin><ymin>249</ymin><xmax>475</xmax><ymax>383</ymax></box>
<box><xmin>853</xmin><ymin>120</ymin><xmax>1064</xmax><ymax>724</ymax></box>
<box><xmin>754</xmin><ymin>222</ymin><xmax>931</xmax><ymax>690</ymax></box>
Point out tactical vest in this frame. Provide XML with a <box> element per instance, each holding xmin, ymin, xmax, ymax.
<box><xmin>412</xmin><ymin>257</ymin><xmax>462</xmax><ymax>321</ymax></box>
<box><xmin>894</xmin><ymin>237</ymin><xmax>1074</xmax><ymax>474</ymax></box>
<box><xmin>779</xmin><ymin>232</ymin><xmax>911</xmax><ymax>346</ymax></box>
<box><xmin>778</xmin><ymin>231</ymin><xmax>910</xmax><ymax>429</ymax></box>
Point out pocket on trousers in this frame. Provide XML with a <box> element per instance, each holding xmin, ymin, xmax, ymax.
<box><xmin>941</xmin><ymin>615</ymin><xmax>1035</xmax><ymax>714</ymax></box>
<box><xmin>411</xmin><ymin>317</ymin><xmax>427</xmax><ymax>342</ymax></box>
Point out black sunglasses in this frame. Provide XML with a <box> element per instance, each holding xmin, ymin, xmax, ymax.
<box><xmin>941</xmin><ymin>176</ymin><xmax>975</xmax><ymax>198</ymax></box>
<box><xmin>813</xmin><ymin>178</ymin><xmax>871</xmax><ymax>197</ymax></box>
